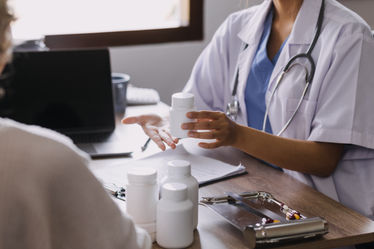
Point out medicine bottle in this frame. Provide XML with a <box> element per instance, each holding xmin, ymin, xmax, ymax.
<box><xmin>126</xmin><ymin>168</ymin><xmax>158</xmax><ymax>241</ymax></box>
<box><xmin>156</xmin><ymin>183</ymin><xmax>194</xmax><ymax>248</ymax></box>
<box><xmin>169</xmin><ymin>92</ymin><xmax>195</xmax><ymax>138</ymax></box>
<box><xmin>161</xmin><ymin>160</ymin><xmax>199</xmax><ymax>229</ymax></box>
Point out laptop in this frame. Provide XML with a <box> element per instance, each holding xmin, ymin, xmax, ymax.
<box><xmin>6</xmin><ymin>49</ymin><xmax>132</xmax><ymax>158</ymax></box>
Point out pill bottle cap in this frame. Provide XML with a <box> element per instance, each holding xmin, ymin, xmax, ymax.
<box><xmin>171</xmin><ymin>92</ymin><xmax>194</xmax><ymax>109</ymax></box>
<box><xmin>127</xmin><ymin>168</ymin><xmax>157</xmax><ymax>184</ymax></box>
<box><xmin>168</xmin><ymin>160</ymin><xmax>191</xmax><ymax>177</ymax></box>
<box><xmin>162</xmin><ymin>183</ymin><xmax>188</xmax><ymax>202</ymax></box>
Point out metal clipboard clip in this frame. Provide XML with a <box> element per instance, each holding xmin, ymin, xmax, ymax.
<box><xmin>201</xmin><ymin>191</ymin><xmax>328</xmax><ymax>248</ymax></box>
<box><xmin>243</xmin><ymin>217</ymin><xmax>328</xmax><ymax>248</ymax></box>
<box><xmin>103</xmin><ymin>183</ymin><xmax>126</xmax><ymax>202</ymax></box>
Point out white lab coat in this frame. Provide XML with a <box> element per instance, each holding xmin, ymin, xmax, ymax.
<box><xmin>184</xmin><ymin>0</ymin><xmax>374</xmax><ymax>221</ymax></box>
<box><xmin>0</xmin><ymin>118</ymin><xmax>151</xmax><ymax>249</ymax></box>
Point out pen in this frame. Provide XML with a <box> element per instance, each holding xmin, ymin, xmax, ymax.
<box><xmin>141</xmin><ymin>138</ymin><xmax>151</xmax><ymax>152</ymax></box>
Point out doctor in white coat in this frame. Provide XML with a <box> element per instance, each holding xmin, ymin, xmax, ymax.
<box><xmin>123</xmin><ymin>1</ymin><xmax>374</xmax><ymax>246</ymax></box>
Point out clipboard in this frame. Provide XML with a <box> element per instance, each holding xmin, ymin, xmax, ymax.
<box><xmin>200</xmin><ymin>191</ymin><xmax>328</xmax><ymax>248</ymax></box>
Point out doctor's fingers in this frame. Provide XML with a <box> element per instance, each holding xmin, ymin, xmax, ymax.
<box><xmin>187</xmin><ymin>111</ymin><xmax>223</xmax><ymax>120</ymax></box>
<box><xmin>198</xmin><ymin>141</ymin><xmax>223</xmax><ymax>149</ymax></box>
<box><xmin>188</xmin><ymin>130</ymin><xmax>231</xmax><ymax>144</ymax></box>
<box><xmin>182</xmin><ymin>120</ymin><xmax>222</xmax><ymax>131</ymax></box>
<box><xmin>122</xmin><ymin>114</ymin><xmax>163</xmax><ymax>126</ymax></box>
<box><xmin>121</xmin><ymin>116</ymin><xmax>139</xmax><ymax>124</ymax></box>
<box><xmin>188</xmin><ymin>131</ymin><xmax>218</xmax><ymax>139</ymax></box>
<box><xmin>158</xmin><ymin>129</ymin><xmax>177</xmax><ymax>149</ymax></box>
<box><xmin>143</xmin><ymin>128</ymin><xmax>166</xmax><ymax>151</ymax></box>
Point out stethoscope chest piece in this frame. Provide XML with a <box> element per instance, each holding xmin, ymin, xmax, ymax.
<box><xmin>226</xmin><ymin>96</ymin><xmax>240</xmax><ymax>120</ymax></box>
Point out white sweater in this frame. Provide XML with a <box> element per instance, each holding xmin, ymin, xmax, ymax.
<box><xmin>0</xmin><ymin>118</ymin><xmax>151</xmax><ymax>249</ymax></box>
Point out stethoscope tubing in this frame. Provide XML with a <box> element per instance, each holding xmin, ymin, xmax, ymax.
<box><xmin>227</xmin><ymin>0</ymin><xmax>325</xmax><ymax>136</ymax></box>
<box><xmin>262</xmin><ymin>62</ymin><xmax>310</xmax><ymax>135</ymax></box>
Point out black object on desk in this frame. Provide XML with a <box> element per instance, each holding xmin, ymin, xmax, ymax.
<box><xmin>3</xmin><ymin>49</ymin><xmax>133</xmax><ymax>158</ymax></box>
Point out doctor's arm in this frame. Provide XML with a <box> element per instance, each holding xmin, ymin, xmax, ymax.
<box><xmin>182</xmin><ymin>30</ymin><xmax>374</xmax><ymax>177</ymax></box>
<box><xmin>183</xmin><ymin>111</ymin><xmax>344</xmax><ymax>177</ymax></box>
<box><xmin>121</xmin><ymin>14</ymin><xmax>235</xmax><ymax>151</ymax></box>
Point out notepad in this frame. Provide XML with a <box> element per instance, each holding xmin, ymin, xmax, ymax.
<box><xmin>94</xmin><ymin>144</ymin><xmax>247</xmax><ymax>189</ymax></box>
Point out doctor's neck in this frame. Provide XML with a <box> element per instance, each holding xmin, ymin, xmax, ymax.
<box><xmin>272</xmin><ymin>0</ymin><xmax>303</xmax><ymax>23</ymax></box>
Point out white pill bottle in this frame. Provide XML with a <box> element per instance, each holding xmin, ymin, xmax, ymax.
<box><xmin>156</xmin><ymin>183</ymin><xmax>194</xmax><ymax>248</ymax></box>
<box><xmin>126</xmin><ymin>168</ymin><xmax>158</xmax><ymax>241</ymax></box>
<box><xmin>161</xmin><ymin>160</ymin><xmax>199</xmax><ymax>229</ymax></box>
<box><xmin>169</xmin><ymin>92</ymin><xmax>195</xmax><ymax>138</ymax></box>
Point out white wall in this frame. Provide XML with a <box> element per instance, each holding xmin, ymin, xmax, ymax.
<box><xmin>110</xmin><ymin>0</ymin><xmax>250</xmax><ymax>104</ymax></box>
<box><xmin>338</xmin><ymin>0</ymin><xmax>374</xmax><ymax>27</ymax></box>
<box><xmin>110</xmin><ymin>0</ymin><xmax>373</xmax><ymax>104</ymax></box>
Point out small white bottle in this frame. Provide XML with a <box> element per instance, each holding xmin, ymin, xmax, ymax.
<box><xmin>169</xmin><ymin>92</ymin><xmax>195</xmax><ymax>138</ymax></box>
<box><xmin>157</xmin><ymin>183</ymin><xmax>194</xmax><ymax>248</ymax></box>
<box><xmin>161</xmin><ymin>160</ymin><xmax>199</xmax><ymax>229</ymax></box>
<box><xmin>126</xmin><ymin>168</ymin><xmax>158</xmax><ymax>241</ymax></box>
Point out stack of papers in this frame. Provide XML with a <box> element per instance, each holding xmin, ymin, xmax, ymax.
<box><xmin>93</xmin><ymin>144</ymin><xmax>246</xmax><ymax>188</ymax></box>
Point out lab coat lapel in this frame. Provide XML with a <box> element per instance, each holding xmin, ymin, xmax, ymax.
<box><xmin>256</xmin><ymin>0</ymin><xmax>341</xmax><ymax>207</ymax></box>
<box><xmin>266</xmin><ymin>0</ymin><xmax>324</xmax><ymax>98</ymax></box>
<box><xmin>236</xmin><ymin>0</ymin><xmax>272</xmax><ymax>124</ymax></box>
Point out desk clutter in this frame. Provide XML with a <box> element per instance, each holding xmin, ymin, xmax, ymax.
<box><xmin>98</xmin><ymin>143</ymin><xmax>246</xmax><ymax>190</ymax></box>
<box><xmin>126</xmin><ymin>84</ymin><xmax>160</xmax><ymax>105</ymax></box>
<box><xmin>97</xmin><ymin>143</ymin><xmax>247</xmax><ymax>247</ymax></box>
<box><xmin>125</xmin><ymin>160</ymin><xmax>198</xmax><ymax>248</ymax></box>
<box><xmin>201</xmin><ymin>191</ymin><xmax>329</xmax><ymax>248</ymax></box>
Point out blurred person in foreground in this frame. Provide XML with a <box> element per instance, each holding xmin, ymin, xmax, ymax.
<box><xmin>0</xmin><ymin>1</ymin><xmax>151</xmax><ymax>248</ymax></box>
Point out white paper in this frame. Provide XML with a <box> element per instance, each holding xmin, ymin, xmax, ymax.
<box><xmin>92</xmin><ymin>144</ymin><xmax>246</xmax><ymax>188</ymax></box>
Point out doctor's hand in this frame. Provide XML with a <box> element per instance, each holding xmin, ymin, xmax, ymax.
<box><xmin>121</xmin><ymin>114</ymin><xmax>179</xmax><ymax>151</ymax></box>
<box><xmin>182</xmin><ymin>111</ymin><xmax>240</xmax><ymax>149</ymax></box>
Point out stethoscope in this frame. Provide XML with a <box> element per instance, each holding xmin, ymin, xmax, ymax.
<box><xmin>226</xmin><ymin>0</ymin><xmax>325</xmax><ymax>136</ymax></box>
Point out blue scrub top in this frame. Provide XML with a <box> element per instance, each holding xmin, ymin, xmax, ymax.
<box><xmin>245</xmin><ymin>8</ymin><xmax>288</xmax><ymax>133</ymax></box>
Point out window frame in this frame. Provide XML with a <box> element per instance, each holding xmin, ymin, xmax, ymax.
<box><xmin>44</xmin><ymin>0</ymin><xmax>204</xmax><ymax>49</ymax></box>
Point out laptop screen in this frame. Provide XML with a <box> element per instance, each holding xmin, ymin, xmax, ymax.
<box><xmin>6</xmin><ymin>49</ymin><xmax>115</xmax><ymax>135</ymax></box>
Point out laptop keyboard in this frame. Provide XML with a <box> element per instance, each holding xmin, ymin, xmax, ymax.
<box><xmin>70</xmin><ymin>133</ymin><xmax>111</xmax><ymax>143</ymax></box>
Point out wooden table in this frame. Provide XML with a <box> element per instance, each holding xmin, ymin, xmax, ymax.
<box><xmin>90</xmin><ymin>103</ymin><xmax>374</xmax><ymax>249</ymax></box>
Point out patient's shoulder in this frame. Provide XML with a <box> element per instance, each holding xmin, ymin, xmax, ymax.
<box><xmin>0</xmin><ymin>118</ymin><xmax>90</xmax><ymax>174</ymax></box>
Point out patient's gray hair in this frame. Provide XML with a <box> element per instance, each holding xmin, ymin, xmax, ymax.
<box><xmin>0</xmin><ymin>0</ymin><xmax>14</xmax><ymax>60</ymax></box>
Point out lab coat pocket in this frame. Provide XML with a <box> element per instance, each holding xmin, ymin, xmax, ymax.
<box><xmin>286</xmin><ymin>98</ymin><xmax>316</xmax><ymax>114</ymax></box>
<box><xmin>284</xmin><ymin>98</ymin><xmax>317</xmax><ymax>139</ymax></box>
